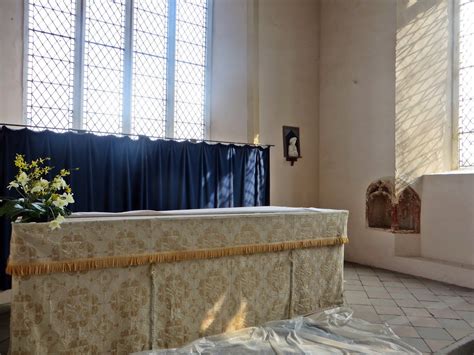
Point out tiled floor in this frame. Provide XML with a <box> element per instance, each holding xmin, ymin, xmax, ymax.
<box><xmin>0</xmin><ymin>263</ymin><xmax>472</xmax><ymax>354</ymax></box>
<box><xmin>344</xmin><ymin>262</ymin><xmax>474</xmax><ymax>354</ymax></box>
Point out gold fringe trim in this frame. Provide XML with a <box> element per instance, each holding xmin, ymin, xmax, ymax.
<box><xmin>6</xmin><ymin>236</ymin><xmax>348</xmax><ymax>276</ymax></box>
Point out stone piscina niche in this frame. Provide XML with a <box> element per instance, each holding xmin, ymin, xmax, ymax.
<box><xmin>366</xmin><ymin>180</ymin><xmax>420</xmax><ymax>233</ymax></box>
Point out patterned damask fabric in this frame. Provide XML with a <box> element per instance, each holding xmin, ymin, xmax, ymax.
<box><xmin>10</xmin><ymin>212</ymin><xmax>347</xmax><ymax>264</ymax></box>
<box><xmin>152</xmin><ymin>253</ymin><xmax>293</xmax><ymax>349</ymax></box>
<box><xmin>9</xmin><ymin>209</ymin><xmax>348</xmax><ymax>354</ymax></box>
<box><xmin>11</xmin><ymin>266</ymin><xmax>151</xmax><ymax>354</ymax></box>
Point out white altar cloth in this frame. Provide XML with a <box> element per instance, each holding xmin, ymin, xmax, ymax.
<box><xmin>8</xmin><ymin>206</ymin><xmax>348</xmax><ymax>354</ymax></box>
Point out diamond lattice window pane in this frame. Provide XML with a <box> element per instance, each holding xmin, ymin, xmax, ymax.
<box><xmin>82</xmin><ymin>0</ymin><xmax>126</xmax><ymax>134</ymax></box>
<box><xmin>459</xmin><ymin>0</ymin><xmax>474</xmax><ymax>167</ymax></box>
<box><xmin>26</xmin><ymin>0</ymin><xmax>76</xmax><ymax>130</ymax></box>
<box><xmin>131</xmin><ymin>0</ymin><xmax>168</xmax><ymax>137</ymax></box>
<box><xmin>460</xmin><ymin>133</ymin><xmax>474</xmax><ymax>167</ymax></box>
<box><xmin>25</xmin><ymin>0</ymin><xmax>211</xmax><ymax>140</ymax></box>
<box><xmin>174</xmin><ymin>0</ymin><xmax>208</xmax><ymax>140</ymax></box>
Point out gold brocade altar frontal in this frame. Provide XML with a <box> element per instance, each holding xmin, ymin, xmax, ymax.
<box><xmin>7</xmin><ymin>236</ymin><xmax>348</xmax><ymax>276</ymax></box>
<box><xmin>8</xmin><ymin>207</ymin><xmax>348</xmax><ymax>354</ymax></box>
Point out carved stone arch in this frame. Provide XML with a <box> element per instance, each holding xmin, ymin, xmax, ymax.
<box><xmin>395</xmin><ymin>186</ymin><xmax>421</xmax><ymax>233</ymax></box>
<box><xmin>366</xmin><ymin>180</ymin><xmax>394</xmax><ymax>230</ymax></box>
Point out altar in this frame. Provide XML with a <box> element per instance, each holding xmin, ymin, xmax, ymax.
<box><xmin>7</xmin><ymin>207</ymin><xmax>348</xmax><ymax>354</ymax></box>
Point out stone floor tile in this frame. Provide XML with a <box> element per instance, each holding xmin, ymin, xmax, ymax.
<box><xmin>456</xmin><ymin>310</ymin><xmax>474</xmax><ymax>326</ymax></box>
<box><xmin>344</xmin><ymin>284</ymin><xmax>365</xmax><ymax>291</ymax></box>
<box><xmin>369</xmin><ymin>298</ymin><xmax>397</xmax><ymax>307</ymax></box>
<box><xmin>344</xmin><ymin>279</ymin><xmax>362</xmax><ymax>286</ymax></box>
<box><xmin>428</xmin><ymin>308</ymin><xmax>461</xmax><ymax>319</ymax></box>
<box><xmin>463</xmin><ymin>296</ymin><xmax>474</xmax><ymax>304</ymax></box>
<box><xmin>411</xmin><ymin>288</ymin><xmax>435</xmax><ymax>295</ymax></box>
<box><xmin>360</xmin><ymin>278</ymin><xmax>382</xmax><ymax>287</ymax></box>
<box><xmin>408</xmin><ymin>316</ymin><xmax>442</xmax><ymax>328</ymax></box>
<box><xmin>384</xmin><ymin>286</ymin><xmax>408</xmax><ymax>294</ymax></box>
<box><xmin>400</xmin><ymin>277</ymin><xmax>418</xmax><ymax>282</ymax></box>
<box><xmin>356</xmin><ymin>269</ymin><xmax>376</xmax><ymax>276</ymax></box>
<box><xmin>344</xmin><ymin>290</ymin><xmax>367</xmax><ymax>298</ymax></box>
<box><xmin>391</xmin><ymin>325</ymin><xmax>420</xmax><ymax>338</ymax></box>
<box><xmin>439</xmin><ymin>295</ymin><xmax>464</xmax><ymax>305</ymax></box>
<box><xmin>345</xmin><ymin>291</ymin><xmax>371</xmax><ymax>305</ymax></box>
<box><xmin>454</xmin><ymin>289</ymin><xmax>474</xmax><ymax>298</ymax></box>
<box><xmin>415</xmin><ymin>327</ymin><xmax>453</xmax><ymax>340</ymax></box>
<box><xmin>377</xmin><ymin>275</ymin><xmax>401</xmax><ymax>282</ymax></box>
<box><xmin>429</xmin><ymin>288</ymin><xmax>457</xmax><ymax>297</ymax></box>
<box><xmin>373</xmin><ymin>305</ymin><xmax>403</xmax><ymax>316</ymax></box>
<box><xmin>390</xmin><ymin>293</ymin><xmax>417</xmax><ymax>301</ymax></box>
<box><xmin>402</xmin><ymin>307</ymin><xmax>431</xmax><ymax>317</ymax></box>
<box><xmin>347</xmin><ymin>298</ymin><xmax>371</xmax><ymax>306</ymax></box>
<box><xmin>395</xmin><ymin>299</ymin><xmax>424</xmax><ymax>308</ymax></box>
<box><xmin>364</xmin><ymin>286</ymin><xmax>386</xmax><ymax>292</ymax></box>
<box><xmin>403</xmin><ymin>281</ymin><xmax>426</xmax><ymax>289</ymax></box>
<box><xmin>420</xmin><ymin>301</ymin><xmax>449</xmax><ymax>310</ymax></box>
<box><xmin>382</xmin><ymin>281</ymin><xmax>406</xmax><ymax>288</ymax></box>
<box><xmin>367</xmin><ymin>291</ymin><xmax>392</xmax><ymax>299</ymax></box>
<box><xmin>364</xmin><ymin>287</ymin><xmax>392</xmax><ymax>299</ymax></box>
<box><xmin>450</xmin><ymin>302</ymin><xmax>474</xmax><ymax>312</ymax></box>
<box><xmin>413</xmin><ymin>293</ymin><xmax>439</xmax><ymax>302</ymax></box>
<box><xmin>438</xmin><ymin>318</ymin><xmax>472</xmax><ymax>329</ymax></box>
<box><xmin>445</xmin><ymin>327</ymin><xmax>474</xmax><ymax>341</ymax></box>
<box><xmin>353</xmin><ymin>310</ymin><xmax>382</xmax><ymax>324</ymax></box>
<box><xmin>424</xmin><ymin>339</ymin><xmax>454</xmax><ymax>352</ymax></box>
<box><xmin>401</xmin><ymin>337</ymin><xmax>431</xmax><ymax>352</ymax></box>
<box><xmin>344</xmin><ymin>273</ymin><xmax>360</xmax><ymax>281</ymax></box>
<box><xmin>382</xmin><ymin>314</ymin><xmax>410</xmax><ymax>325</ymax></box>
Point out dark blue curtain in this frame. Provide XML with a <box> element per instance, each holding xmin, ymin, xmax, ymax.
<box><xmin>0</xmin><ymin>127</ymin><xmax>270</xmax><ymax>289</ymax></box>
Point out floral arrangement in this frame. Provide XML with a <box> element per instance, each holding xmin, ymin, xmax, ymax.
<box><xmin>0</xmin><ymin>154</ymin><xmax>76</xmax><ymax>230</ymax></box>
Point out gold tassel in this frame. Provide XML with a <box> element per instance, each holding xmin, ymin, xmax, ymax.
<box><xmin>6</xmin><ymin>236</ymin><xmax>348</xmax><ymax>276</ymax></box>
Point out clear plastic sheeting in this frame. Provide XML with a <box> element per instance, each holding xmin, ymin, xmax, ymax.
<box><xmin>134</xmin><ymin>307</ymin><xmax>421</xmax><ymax>355</ymax></box>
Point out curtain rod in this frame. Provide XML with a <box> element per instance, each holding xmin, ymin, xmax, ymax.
<box><xmin>0</xmin><ymin>123</ymin><xmax>274</xmax><ymax>148</ymax></box>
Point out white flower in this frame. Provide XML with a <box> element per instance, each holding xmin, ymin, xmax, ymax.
<box><xmin>52</xmin><ymin>198</ymin><xmax>68</xmax><ymax>208</ymax></box>
<box><xmin>30</xmin><ymin>184</ymin><xmax>43</xmax><ymax>193</ymax></box>
<box><xmin>52</xmin><ymin>193</ymin><xmax>74</xmax><ymax>208</ymax></box>
<box><xmin>17</xmin><ymin>171</ymin><xmax>29</xmax><ymax>186</ymax></box>
<box><xmin>62</xmin><ymin>193</ymin><xmax>74</xmax><ymax>204</ymax></box>
<box><xmin>48</xmin><ymin>214</ymin><xmax>65</xmax><ymax>230</ymax></box>
<box><xmin>30</xmin><ymin>179</ymin><xmax>46</xmax><ymax>193</ymax></box>
<box><xmin>7</xmin><ymin>181</ymin><xmax>19</xmax><ymax>189</ymax></box>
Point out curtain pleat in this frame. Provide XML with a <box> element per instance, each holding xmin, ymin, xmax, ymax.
<box><xmin>0</xmin><ymin>127</ymin><xmax>270</xmax><ymax>289</ymax></box>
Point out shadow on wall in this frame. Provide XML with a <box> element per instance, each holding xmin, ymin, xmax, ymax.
<box><xmin>395</xmin><ymin>0</ymin><xmax>452</xmax><ymax>197</ymax></box>
<box><xmin>366</xmin><ymin>179</ymin><xmax>420</xmax><ymax>233</ymax></box>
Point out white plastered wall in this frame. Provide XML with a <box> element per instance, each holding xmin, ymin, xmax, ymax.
<box><xmin>319</xmin><ymin>0</ymin><xmax>473</xmax><ymax>288</ymax></box>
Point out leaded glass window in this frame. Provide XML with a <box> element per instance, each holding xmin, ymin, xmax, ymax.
<box><xmin>25</xmin><ymin>0</ymin><xmax>211</xmax><ymax>140</ymax></box>
<box><xmin>457</xmin><ymin>0</ymin><xmax>474</xmax><ymax>167</ymax></box>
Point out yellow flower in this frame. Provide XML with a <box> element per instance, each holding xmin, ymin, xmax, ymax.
<box><xmin>48</xmin><ymin>214</ymin><xmax>65</xmax><ymax>230</ymax></box>
<box><xmin>59</xmin><ymin>169</ymin><xmax>71</xmax><ymax>177</ymax></box>
<box><xmin>14</xmin><ymin>154</ymin><xmax>27</xmax><ymax>170</ymax></box>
